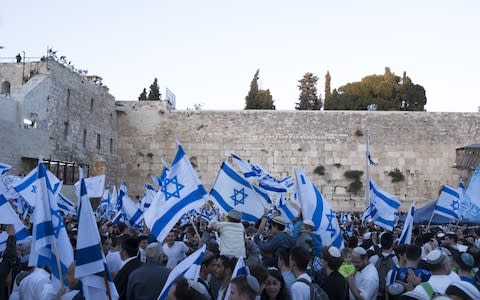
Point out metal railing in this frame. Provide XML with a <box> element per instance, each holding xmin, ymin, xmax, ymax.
<box><xmin>0</xmin><ymin>56</ymin><xmax>43</xmax><ymax>63</ymax></box>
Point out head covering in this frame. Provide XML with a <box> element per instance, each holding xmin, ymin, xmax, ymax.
<box><xmin>353</xmin><ymin>247</ymin><xmax>367</xmax><ymax>256</ymax></box>
<box><xmin>328</xmin><ymin>246</ymin><xmax>341</xmax><ymax>258</ymax></box>
<box><xmin>228</xmin><ymin>209</ymin><xmax>242</xmax><ymax>221</ymax></box>
<box><xmin>401</xmin><ymin>290</ymin><xmax>429</xmax><ymax>300</ymax></box>
<box><xmin>363</xmin><ymin>232</ymin><xmax>372</xmax><ymax>240</ymax></box>
<box><xmin>388</xmin><ymin>282</ymin><xmax>405</xmax><ymax>296</ymax></box>
<box><xmin>246</xmin><ymin>275</ymin><xmax>260</xmax><ymax>294</ymax></box>
<box><xmin>426</xmin><ymin>249</ymin><xmax>446</xmax><ymax>265</ymax></box>
<box><xmin>461</xmin><ymin>252</ymin><xmax>475</xmax><ymax>267</ymax></box>
<box><xmin>272</xmin><ymin>216</ymin><xmax>288</xmax><ymax>226</ymax></box>
<box><xmin>447</xmin><ymin>281</ymin><xmax>480</xmax><ymax>299</ymax></box>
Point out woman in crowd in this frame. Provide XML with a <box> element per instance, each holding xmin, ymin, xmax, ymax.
<box><xmin>261</xmin><ymin>268</ymin><xmax>290</xmax><ymax>300</ymax></box>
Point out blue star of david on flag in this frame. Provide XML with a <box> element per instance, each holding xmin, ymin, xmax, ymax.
<box><xmin>161</xmin><ymin>176</ymin><xmax>184</xmax><ymax>201</ymax></box>
<box><xmin>450</xmin><ymin>199</ymin><xmax>460</xmax><ymax>210</ymax></box>
<box><xmin>326</xmin><ymin>209</ymin><xmax>337</xmax><ymax>238</ymax></box>
<box><xmin>51</xmin><ymin>208</ymin><xmax>65</xmax><ymax>238</ymax></box>
<box><xmin>31</xmin><ymin>185</ymin><xmax>37</xmax><ymax>193</ymax></box>
<box><xmin>231</xmin><ymin>188</ymin><xmax>247</xmax><ymax>206</ymax></box>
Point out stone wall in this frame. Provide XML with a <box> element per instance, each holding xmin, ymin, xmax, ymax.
<box><xmin>116</xmin><ymin>101</ymin><xmax>479</xmax><ymax>211</ymax></box>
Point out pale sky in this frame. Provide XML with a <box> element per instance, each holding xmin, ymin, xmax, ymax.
<box><xmin>1</xmin><ymin>1</ymin><xmax>479</xmax><ymax>112</ymax></box>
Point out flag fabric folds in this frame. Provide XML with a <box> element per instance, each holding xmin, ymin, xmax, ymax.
<box><xmin>434</xmin><ymin>185</ymin><xmax>461</xmax><ymax>220</ymax></box>
<box><xmin>0</xmin><ymin>163</ymin><xmax>11</xmax><ymax>175</ymax></box>
<box><xmin>74</xmin><ymin>174</ymin><xmax>106</xmax><ymax>198</ymax></box>
<box><xmin>295</xmin><ymin>169</ymin><xmax>344</xmax><ymax>249</ymax></box>
<box><xmin>0</xmin><ymin>194</ymin><xmax>31</xmax><ymax>242</ymax></box>
<box><xmin>144</xmin><ymin>142</ymin><xmax>208</xmax><ymax>243</ymax></box>
<box><xmin>57</xmin><ymin>193</ymin><xmax>76</xmax><ymax>215</ymax></box>
<box><xmin>460</xmin><ymin>164</ymin><xmax>480</xmax><ymax>221</ymax></box>
<box><xmin>398</xmin><ymin>202</ymin><xmax>415</xmax><ymax>245</ymax></box>
<box><xmin>157</xmin><ymin>244</ymin><xmax>206</xmax><ymax>300</ymax></box>
<box><xmin>224</xmin><ymin>257</ymin><xmax>249</xmax><ymax>299</ymax></box>
<box><xmin>210</xmin><ymin>161</ymin><xmax>267</xmax><ymax>222</ymax></box>
<box><xmin>75</xmin><ymin>168</ymin><xmax>119</xmax><ymax>300</ymax></box>
<box><xmin>28</xmin><ymin>160</ymin><xmax>74</xmax><ymax>289</ymax></box>
<box><xmin>13</xmin><ymin>166</ymin><xmax>62</xmax><ymax>207</ymax></box>
<box><xmin>366</xmin><ymin>178</ymin><xmax>401</xmax><ymax>231</ymax></box>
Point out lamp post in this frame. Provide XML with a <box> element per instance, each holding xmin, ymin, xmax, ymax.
<box><xmin>22</xmin><ymin>51</ymin><xmax>26</xmax><ymax>83</ymax></box>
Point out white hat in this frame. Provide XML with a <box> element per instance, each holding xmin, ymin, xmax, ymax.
<box><xmin>363</xmin><ymin>232</ymin><xmax>372</xmax><ymax>240</ymax></box>
<box><xmin>353</xmin><ymin>247</ymin><xmax>367</xmax><ymax>256</ymax></box>
<box><xmin>448</xmin><ymin>281</ymin><xmax>480</xmax><ymax>299</ymax></box>
<box><xmin>328</xmin><ymin>246</ymin><xmax>341</xmax><ymax>258</ymax></box>
<box><xmin>426</xmin><ymin>249</ymin><xmax>446</xmax><ymax>265</ymax></box>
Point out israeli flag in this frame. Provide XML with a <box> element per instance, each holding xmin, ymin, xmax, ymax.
<box><xmin>399</xmin><ymin>202</ymin><xmax>415</xmax><ymax>245</ymax></box>
<box><xmin>0</xmin><ymin>163</ymin><xmax>11</xmax><ymax>175</ymax></box>
<box><xmin>199</xmin><ymin>201</ymin><xmax>218</xmax><ymax>222</ymax></box>
<box><xmin>0</xmin><ymin>174</ymin><xmax>18</xmax><ymax>200</ymax></box>
<box><xmin>109</xmin><ymin>185</ymin><xmax>118</xmax><ymax>216</ymax></box>
<box><xmin>28</xmin><ymin>160</ymin><xmax>74</xmax><ymax>289</ymax></box>
<box><xmin>74</xmin><ymin>174</ymin><xmax>106</xmax><ymax>198</ymax></box>
<box><xmin>459</xmin><ymin>164</ymin><xmax>480</xmax><ymax>221</ymax></box>
<box><xmin>0</xmin><ymin>194</ymin><xmax>31</xmax><ymax>242</ymax></box>
<box><xmin>231</xmin><ymin>153</ymin><xmax>293</xmax><ymax>193</ymax></box>
<box><xmin>57</xmin><ymin>193</ymin><xmax>76</xmax><ymax>215</ymax></box>
<box><xmin>140</xmin><ymin>183</ymin><xmax>156</xmax><ymax>211</ymax></box>
<box><xmin>96</xmin><ymin>187</ymin><xmax>110</xmax><ymax>219</ymax></box>
<box><xmin>144</xmin><ymin>142</ymin><xmax>208</xmax><ymax>243</ymax></box>
<box><xmin>210</xmin><ymin>161</ymin><xmax>268</xmax><ymax>222</ymax></box>
<box><xmin>367</xmin><ymin>178</ymin><xmax>401</xmax><ymax>231</ymax></box>
<box><xmin>13</xmin><ymin>166</ymin><xmax>61</xmax><ymax>207</ymax></box>
<box><xmin>118</xmin><ymin>187</ymin><xmax>144</xmax><ymax>228</ymax></box>
<box><xmin>434</xmin><ymin>185</ymin><xmax>461</xmax><ymax>220</ymax></box>
<box><xmin>277</xmin><ymin>193</ymin><xmax>300</xmax><ymax>222</ymax></box>
<box><xmin>151</xmin><ymin>159</ymin><xmax>169</xmax><ymax>187</ymax></box>
<box><xmin>75</xmin><ymin>168</ymin><xmax>118</xmax><ymax>300</ymax></box>
<box><xmin>225</xmin><ymin>257</ymin><xmax>249</xmax><ymax>298</ymax></box>
<box><xmin>295</xmin><ymin>169</ymin><xmax>344</xmax><ymax>249</ymax></box>
<box><xmin>158</xmin><ymin>244</ymin><xmax>206</xmax><ymax>300</ymax></box>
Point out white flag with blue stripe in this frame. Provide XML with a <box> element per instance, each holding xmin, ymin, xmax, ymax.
<box><xmin>158</xmin><ymin>244</ymin><xmax>206</xmax><ymax>300</ymax></box>
<box><xmin>28</xmin><ymin>160</ymin><xmax>74</xmax><ymax>289</ymax></box>
<box><xmin>74</xmin><ymin>174</ymin><xmax>105</xmax><ymax>198</ymax></box>
<box><xmin>0</xmin><ymin>163</ymin><xmax>11</xmax><ymax>175</ymax></box>
<box><xmin>96</xmin><ymin>187</ymin><xmax>110</xmax><ymax>219</ymax></box>
<box><xmin>367</xmin><ymin>178</ymin><xmax>401</xmax><ymax>231</ymax></box>
<box><xmin>151</xmin><ymin>159</ymin><xmax>169</xmax><ymax>187</ymax></box>
<box><xmin>57</xmin><ymin>193</ymin><xmax>76</xmax><ymax>215</ymax></box>
<box><xmin>0</xmin><ymin>194</ymin><xmax>31</xmax><ymax>242</ymax></box>
<box><xmin>13</xmin><ymin>166</ymin><xmax>61</xmax><ymax>207</ymax></box>
<box><xmin>117</xmin><ymin>186</ymin><xmax>144</xmax><ymax>228</ymax></box>
<box><xmin>140</xmin><ymin>183</ymin><xmax>156</xmax><ymax>211</ymax></box>
<box><xmin>144</xmin><ymin>142</ymin><xmax>208</xmax><ymax>243</ymax></box>
<box><xmin>277</xmin><ymin>193</ymin><xmax>300</xmax><ymax>222</ymax></box>
<box><xmin>75</xmin><ymin>168</ymin><xmax>119</xmax><ymax>300</ymax></box>
<box><xmin>225</xmin><ymin>257</ymin><xmax>249</xmax><ymax>298</ymax></box>
<box><xmin>459</xmin><ymin>165</ymin><xmax>480</xmax><ymax>221</ymax></box>
<box><xmin>210</xmin><ymin>161</ymin><xmax>268</xmax><ymax>222</ymax></box>
<box><xmin>434</xmin><ymin>185</ymin><xmax>461</xmax><ymax>220</ymax></box>
<box><xmin>295</xmin><ymin>169</ymin><xmax>344</xmax><ymax>249</ymax></box>
<box><xmin>399</xmin><ymin>202</ymin><xmax>415</xmax><ymax>245</ymax></box>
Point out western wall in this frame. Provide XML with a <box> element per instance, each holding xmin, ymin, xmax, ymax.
<box><xmin>1</xmin><ymin>59</ymin><xmax>479</xmax><ymax>210</ymax></box>
<box><xmin>116</xmin><ymin>101</ymin><xmax>479</xmax><ymax>211</ymax></box>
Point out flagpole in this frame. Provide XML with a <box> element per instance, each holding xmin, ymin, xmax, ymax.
<box><xmin>188</xmin><ymin>214</ymin><xmax>202</xmax><ymax>242</ymax></box>
<box><xmin>365</xmin><ymin>128</ymin><xmax>370</xmax><ymax>211</ymax></box>
<box><xmin>102</xmin><ymin>270</ymin><xmax>112</xmax><ymax>300</ymax></box>
<box><xmin>426</xmin><ymin>211</ymin><xmax>435</xmax><ymax>231</ymax></box>
<box><xmin>51</xmin><ymin>239</ymin><xmax>65</xmax><ymax>290</ymax></box>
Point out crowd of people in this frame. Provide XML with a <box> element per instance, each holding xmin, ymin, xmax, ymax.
<box><xmin>2</xmin><ymin>207</ymin><xmax>480</xmax><ymax>300</ymax></box>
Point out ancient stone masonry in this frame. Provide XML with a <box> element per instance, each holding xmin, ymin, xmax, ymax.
<box><xmin>116</xmin><ymin>101</ymin><xmax>479</xmax><ymax>211</ymax></box>
<box><xmin>1</xmin><ymin>58</ymin><xmax>479</xmax><ymax>209</ymax></box>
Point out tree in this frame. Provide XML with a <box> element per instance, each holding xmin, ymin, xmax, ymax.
<box><xmin>138</xmin><ymin>88</ymin><xmax>147</xmax><ymax>101</ymax></box>
<box><xmin>296</xmin><ymin>72</ymin><xmax>321</xmax><ymax>110</ymax></box>
<box><xmin>325</xmin><ymin>71</ymin><xmax>331</xmax><ymax>98</ymax></box>
<box><xmin>324</xmin><ymin>68</ymin><xmax>427</xmax><ymax>111</ymax></box>
<box><xmin>147</xmin><ymin>78</ymin><xmax>161</xmax><ymax>100</ymax></box>
<box><xmin>244</xmin><ymin>69</ymin><xmax>275</xmax><ymax>109</ymax></box>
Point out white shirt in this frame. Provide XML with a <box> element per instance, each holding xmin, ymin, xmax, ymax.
<box><xmin>18</xmin><ymin>268</ymin><xmax>56</xmax><ymax>300</ymax></box>
<box><xmin>106</xmin><ymin>250</ymin><xmax>123</xmax><ymax>276</ymax></box>
<box><xmin>412</xmin><ymin>272</ymin><xmax>461</xmax><ymax>298</ymax></box>
<box><xmin>350</xmin><ymin>263</ymin><xmax>379</xmax><ymax>300</ymax></box>
<box><xmin>215</xmin><ymin>222</ymin><xmax>246</xmax><ymax>258</ymax></box>
<box><xmin>163</xmin><ymin>241</ymin><xmax>188</xmax><ymax>269</ymax></box>
<box><xmin>290</xmin><ymin>273</ymin><xmax>311</xmax><ymax>300</ymax></box>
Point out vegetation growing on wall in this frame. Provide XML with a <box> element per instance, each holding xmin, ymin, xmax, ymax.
<box><xmin>314</xmin><ymin>165</ymin><xmax>325</xmax><ymax>176</ymax></box>
<box><xmin>388</xmin><ymin>168</ymin><xmax>405</xmax><ymax>182</ymax></box>
<box><xmin>344</xmin><ymin>170</ymin><xmax>364</xmax><ymax>194</ymax></box>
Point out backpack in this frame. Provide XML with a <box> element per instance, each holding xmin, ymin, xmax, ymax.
<box><xmin>296</xmin><ymin>277</ymin><xmax>329</xmax><ymax>300</ymax></box>
<box><xmin>374</xmin><ymin>253</ymin><xmax>395</xmax><ymax>298</ymax></box>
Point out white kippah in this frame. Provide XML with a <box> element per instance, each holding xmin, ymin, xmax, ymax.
<box><xmin>353</xmin><ymin>247</ymin><xmax>367</xmax><ymax>256</ymax></box>
<box><xmin>328</xmin><ymin>246</ymin><xmax>341</xmax><ymax>258</ymax></box>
